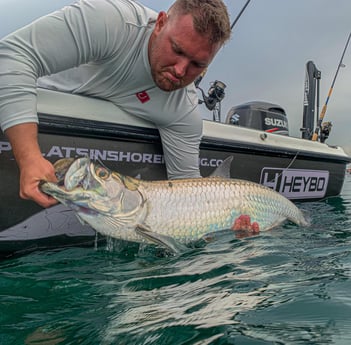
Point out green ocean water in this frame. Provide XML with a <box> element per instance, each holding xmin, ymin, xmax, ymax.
<box><xmin>1</xmin><ymin>177</ymin><xmax>351</xmax><ymax>345</ymax></box>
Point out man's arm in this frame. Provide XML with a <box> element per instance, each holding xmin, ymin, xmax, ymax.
<box><xmin>0</xmin><ymin>0</ymin><xmax>125</xmax><ymax>132</ymax></box>
<box><xmin>5</xmin><ymin>123</ymin><xmax>58</xmax><ymax>207</ymax></box>
<box><xmin>159</xmin><ymin>108</ymin><xmax>203</xmax><ymax>179</ymax></box>
<box><xmin>0</xmin><ymin>1</ymin><xmax>126</xmax><ymax>207</ymax></box>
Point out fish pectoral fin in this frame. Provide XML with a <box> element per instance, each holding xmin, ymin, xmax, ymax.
<box><xmin>135</xmin><ymin>225</ymin><xmax>187</xmax><ymax>254</ymax></box>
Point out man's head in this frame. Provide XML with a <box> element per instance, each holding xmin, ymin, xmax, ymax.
<box><xmin>148</xmin><ymin>0</ymin><xmax>231</xmax><ymax>92</ymax></box>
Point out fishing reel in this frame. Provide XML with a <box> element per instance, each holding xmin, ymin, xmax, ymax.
<box><xmin>197</xmin><ymin>79</ymin><xmax>226</xmax><ymax>111</ymax></box>
<box><xmin>207</xmin><ymin>80</ymin><xmax>226</xmax><ymax>109</ymax></box>
<box><xmin>195</xmin><ymin>77</ymin><xmax>227</xmax><ymax>122</ymax></box>
<box><xmin>320</xmin><ymin>121</ymin><xmax>332</xmax><ymax>143</ymax></box>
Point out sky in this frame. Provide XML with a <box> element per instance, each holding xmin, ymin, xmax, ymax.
<box><xmin>1</xmin><ymin>0</ymin><xmax>351</xmax><ymax>155</ymax></box>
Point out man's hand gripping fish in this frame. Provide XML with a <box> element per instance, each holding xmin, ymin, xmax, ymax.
<box><xmin>40</xmin><ymin>157</ymin><xmax>308</xmax><ymax>252</ymax></box>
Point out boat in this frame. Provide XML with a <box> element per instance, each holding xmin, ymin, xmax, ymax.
<box><xmin>0</xmin><ymin>59</ymin><xmax>350</xmax><ymax>259</ymax></box>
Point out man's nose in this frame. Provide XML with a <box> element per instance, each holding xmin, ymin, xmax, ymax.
<box><xmin>174</xmin><ymin>57</ymin><xmax>189</xmax><ymax>78</ymax></box>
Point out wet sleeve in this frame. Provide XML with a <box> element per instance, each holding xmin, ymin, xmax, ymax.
<box><xmin>0</xmin><ymin>0</ymin><xmax>125</xmax><ymax>132</ymax></box>
<box><xmin>159</xmin><ymin>108</ymin><xmax>202</xmax><ymax>179</ymax></box>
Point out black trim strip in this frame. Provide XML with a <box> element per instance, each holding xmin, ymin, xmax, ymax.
<box><xmin>39</xmin><ymin>113</ymin><xmax>161</xmax><ymax>143</ymax></box>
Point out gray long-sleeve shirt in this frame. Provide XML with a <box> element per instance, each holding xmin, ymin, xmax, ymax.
<box><xmin>0</xmin><ymin>0</ymin><xmax>202</xmax><ymax>179</ymax></box>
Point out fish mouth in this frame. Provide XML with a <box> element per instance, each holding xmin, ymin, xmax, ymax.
<box><xmin>42</xmin><ymin>157</ymin><xmax>143</xmax><ymax>220</ymax></box>
<box><xmin>41</xmin><ymin>157</ymin><xmax>106</xmax><ymax>215</ymax></box>
<box><xmin>54</xmin><ymin>157</ymin><xmax>104</xmax><ymax>192</ymax></box>
<box><xmin>67</xmin><ymin>158</ymin><xmax>88</xmax><ymax>189</ymax></box>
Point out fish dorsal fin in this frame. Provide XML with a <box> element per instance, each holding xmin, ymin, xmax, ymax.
<box><xmin>209</xmin><ymin>156</ymin><xmax>233</xmax><ymax>178</ymax></box>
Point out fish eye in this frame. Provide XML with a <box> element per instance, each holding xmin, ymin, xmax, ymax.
<box><xmin>95</xmin><ymin>166</ymin><xmax>109</xmax><ymax>179</ymax></box>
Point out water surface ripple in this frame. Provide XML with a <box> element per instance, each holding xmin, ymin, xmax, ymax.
<box><xmin>1</xmin><ymin>177</ymin><xmax>351</xmax><ymax>344</ymax></box>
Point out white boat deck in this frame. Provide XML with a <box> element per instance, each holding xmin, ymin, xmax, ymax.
<box><xmin>37</xmin><ymin>88</ymin><xmax>350</xmax><ymax>160</ymax></box>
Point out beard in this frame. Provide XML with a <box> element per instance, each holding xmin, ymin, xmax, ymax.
<box><xmin>151</xmin><ymin>68</ymin><xmax>186</xmax><ymax>92</ymax></box>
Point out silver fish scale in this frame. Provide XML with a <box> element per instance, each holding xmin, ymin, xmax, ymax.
<box><xmin>41</xmin><ymin>157</ymin><xmax>308</xmax><ymax>246</ymax></box>
<box><xmin>137</xmin><ymin>178</ymin><xmax>304</xmax><ymax>243</ymax></box>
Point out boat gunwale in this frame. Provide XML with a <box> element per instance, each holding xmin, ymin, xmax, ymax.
<box><xmin>37</xmin><ymin>113</ymin><xmax>351</xmax><ymax>165</ymax></box>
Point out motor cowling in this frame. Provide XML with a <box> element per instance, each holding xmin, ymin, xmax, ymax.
<box><xmin>225</xmin><ymin>101</ymin><xmax>289</xmax><ymax>136</ymax></box>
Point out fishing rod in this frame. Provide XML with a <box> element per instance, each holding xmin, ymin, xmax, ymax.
<box><xmin>231</xmin><ymin>0</ymin><xmax>251</xmax><ymax>30</ymax></box>
<box><xmin>312</xmin><ymin>31</ymin><xmax>351</xmax><ymax>141</ymax></box>
<box><xmin>196</xmin><ymin>0</ymin><xmax>252</xmax><ymax>120</ymax></box>
<box><xmin>195</xmin><ymin>0</ymin><xmax>252</xmax><ymax>89</ymax></box>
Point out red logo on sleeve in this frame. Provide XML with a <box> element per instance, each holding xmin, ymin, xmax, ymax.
<box><xmin>136</xmin><ymin>91</ymin><xmax>150</xmax><ymax>103</ymax></box>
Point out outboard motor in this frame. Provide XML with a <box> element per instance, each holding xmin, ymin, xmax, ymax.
<box><xmin>225</xmin><ymin>101</ymin><xmax>289</xmax><ymax>136</ymax></box>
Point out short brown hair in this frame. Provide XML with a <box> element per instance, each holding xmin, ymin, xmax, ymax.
<box><xmin>168</xmin><ymin>0</ymin><xmax>231</xmax><ymax>45</ymax></box>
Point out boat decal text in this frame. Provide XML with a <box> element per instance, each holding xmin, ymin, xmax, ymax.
<box><xmin>0</xmin><ymin>141</ymin><xmax>223</xmax><ymax>167</ymax></box>
<box><xmin>0</xmin><ymin>141</ymin><xmax>11</xmax><ymax>154</ymax></box>
<box><xmin>45</xmin><ymin>145</ymin><xmax>165</xmax><ymax>164</ymax></box>
<box><xmin>264</xmin><ymin>117</ymin><xmax>288</xmax><ymax>128</ymax></box>
<box><xmin>260</xmin><ymin>167</ymin><xmax>329</xmax><ymax>199</ymax></box>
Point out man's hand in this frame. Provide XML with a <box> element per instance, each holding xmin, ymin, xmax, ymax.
<box><xmin>5</xmin><ymin>123</ymin><xmax>58</xmax><ymax>208</ymax></box>
<box><xmin>19</xmin><ymin>155</ymin><xmax>58</xmax><ymax>208</ymax></box>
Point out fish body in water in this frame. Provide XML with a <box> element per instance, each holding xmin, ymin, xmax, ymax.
<box><xmin>40</xmin><ymin>157</ymin><xmax>308</xmax><ymax>250</ymax></box>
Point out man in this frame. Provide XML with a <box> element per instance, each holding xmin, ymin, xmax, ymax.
<box><xmin>0</xmin><ymin>0</ymin><xmax>231</xmax><ymax>208</ymax></box>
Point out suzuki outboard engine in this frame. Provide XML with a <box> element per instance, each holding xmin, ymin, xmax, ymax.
<box><xmin>225</xmin><ymin>101</ymin><xmax>289</xmax><ymax>136</ymax></box>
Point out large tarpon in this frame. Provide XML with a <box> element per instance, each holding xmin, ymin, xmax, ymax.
<box><xmin>40</xmin><ymin>157</ymin><xmax>308</xmax><ymax>252</ymax></box>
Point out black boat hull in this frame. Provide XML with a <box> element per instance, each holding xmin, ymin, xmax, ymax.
<box><xmin>1</xmin><ymin>89</ymin><xmax>349</xmax><ymax>258</ymax></box>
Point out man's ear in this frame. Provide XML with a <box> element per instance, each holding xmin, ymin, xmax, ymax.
<box><xmin>154</xmin><ymin>11</ymin><xmax>168</xmax><ymax>33</ymax></box>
